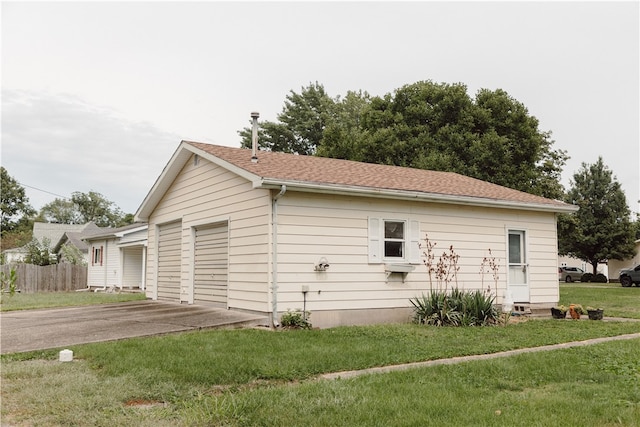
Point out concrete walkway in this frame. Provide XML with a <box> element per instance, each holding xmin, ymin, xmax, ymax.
<box><xmin>0</xmin><ymin>300</ymin><xmax>268</xmax><ymax>354</ymax></box>
<box><xmin>321</xmin><ymin>332</ymin><xmax>640</xmax><ymax>380</ymax></box>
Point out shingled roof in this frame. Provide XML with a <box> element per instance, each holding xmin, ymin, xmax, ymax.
<box><xmin>136</xmin><ymin>141</ymin><xmax>577</xmax><ymax>221</ymax></box>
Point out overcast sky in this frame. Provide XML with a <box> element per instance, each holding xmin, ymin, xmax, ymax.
<box><xmin>2</xmin><ymin>1</ymin><xmax>638</xmax><ymax>216</ymax></box>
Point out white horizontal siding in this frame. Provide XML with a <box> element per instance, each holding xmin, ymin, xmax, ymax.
<box><xmin>119</xmin><ymin>229</ymin><xmax>147</xmax><ymax>245</ymax></box>
<box><xmin>146</xmin><ymin>154</ymin><xmax>271</xmax><ymax>310</ymax></box>
<box><xmin>105</xmin><ymin>239</ymin><xmax>120</xmax><ymax>287</ymax></box>
<box><xmin>274</xmin><ymin>192</ymin><xmax>559</xmax><ymax>312</ymax></box>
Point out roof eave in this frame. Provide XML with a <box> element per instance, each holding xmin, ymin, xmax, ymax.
<box><xmin>256</xmin><ymin>178</ymin><xmax>579</xmax><ymax>214</ymax></box>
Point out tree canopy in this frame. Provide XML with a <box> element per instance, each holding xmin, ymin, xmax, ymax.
<box><xmin>0</xmin><ymin>167</ymin><xmax>36</xmax><ymax>250</ymax></box>
<box><xmin>39</xmin><ymin>191</ymin><xmax>131</xmax><ymax>228</ymax></box>
<box><xmin>239</xmin><ymin>81</ymin><xmax>567</xmax><ymax>199</ymax></box>
<box><xmin>558</xmin><ymin>157</ymin><xmax>636</xmax><ymax>274</ymax></box>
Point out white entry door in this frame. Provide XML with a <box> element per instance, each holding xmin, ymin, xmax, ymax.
<box><xmin>508</xmin><ymin>230</ymin><xmax>529</xmax><ymax>303</ymax></box>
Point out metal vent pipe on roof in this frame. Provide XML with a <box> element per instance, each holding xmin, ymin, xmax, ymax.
<box><xmin>251</xmin><ymin>111</ymin><xmax>259</xmax><ymax>163</ymax></box>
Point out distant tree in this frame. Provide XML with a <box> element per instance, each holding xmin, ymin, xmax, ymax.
<box><xmin>59</xmin><ymin>242</ymin><xmax>86</xmax><ymax>265</ymax></box>
<box><xmin>119</xmin><ymin>213</ymin><xmax>135</xmax><ymax>227</ymax></box>
<box><xmin>239</xmin><ymin>82</ymin><xmax>334</xmax><ymax>155</ymax></box>
<box><xmin>39</xmin><ymin>198</ymin><xmax>78</xmax><ymax>224</ymax></box>
<box><xmin>0</xmin><ymin>167</ymin><xmax>36</xmax><ymax>250</ymax></box>
<box><xmin>1</xmin><ymin>167</ymin><xmax>35</xmax><ymax>232</ymax></box>
<box><xmin>24</xmin><ymin>237</ymin><xmax>57</xmax><ymax>266</ymax></box>
<box><xmin>39</xmin><ymin>191</ymin><xmax>131</xmax><ymax>227</ymax></box>
<box><xmin>558</xmin><ymin>158</ymin><xmax>636</xmax><ymax>274</ymax></box>
<box><xmin>71</xmin><ymin>191</ymin><xmax>125</xmax><ymax>227</ymax></box>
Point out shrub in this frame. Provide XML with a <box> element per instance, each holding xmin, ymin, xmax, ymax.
<box><xmin>411</xmin><ymin>288</ymin><xmax>498</xmax><ymax>327</ymax></box>
<box><xmin>280</xmin><ymin>309</ymin><xmax>312</xmax><ymax>330</ymax></box>
<box><xmin>593</xmin><ymin>273</ymin><xmax>608</xmax><ymax>283</ymax></box>
<box><xmin>580</xmin><ymin>272</ymin><xmax>594</xmax><ymax>282</ymax></box>
<box><xmin>463</xmin><ymin>290</ymin><xmax>498</xmax><ymax>326</ymax></box>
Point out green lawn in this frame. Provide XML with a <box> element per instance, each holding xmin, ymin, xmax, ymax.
<box><xmin>1</xmin><ymin>285</ymin><xmax>639</xmax><ymax>426</ymax></box>
<box><xmin>559</xmin><ymin>282</ymin><xmax>640</xmax><ymax>319</ymax></box>
<box><xmin>0</xmin><ymin>291</ymin><xmax>147</xmax><ymax>311</ymax></box>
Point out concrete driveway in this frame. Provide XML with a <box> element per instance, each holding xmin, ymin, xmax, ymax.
<box><xmin>0</xmin><ymin>300</ymin><xmax>268</xmax><ymax>354</ymax></box>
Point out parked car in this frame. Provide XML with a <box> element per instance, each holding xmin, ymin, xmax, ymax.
<box><xmin>619</xmin><ymin>265</ymin><xmax>640</xmax><ymax>287</ymax></box>
<box><xmin>558</xmin><ymin>266</ymin><xmax>584</xmax><ymax>283</ymax></box>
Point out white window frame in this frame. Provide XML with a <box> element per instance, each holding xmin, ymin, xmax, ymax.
<box><xmin>368</xmin><ymin>217</ymin><xmax>420</xmax><ymax>264</ymax></box>
<box><xmin>383</xmin><ymin>220</ymin><xmax>406</xmax><ymax>260</ymax></box>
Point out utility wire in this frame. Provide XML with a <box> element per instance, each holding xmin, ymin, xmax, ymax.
<box><xmin>18</xmin><ymin>182</ymin><xmax>70</xmax><ymax>200</ymax></box>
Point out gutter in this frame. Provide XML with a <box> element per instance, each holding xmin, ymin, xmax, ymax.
<box><xmin>255</xmin><ymin>179</ymin><xmax>578</xmax><ymax>214</ymax></box>
<box><xmin>271</xmin><ymin>185</ymin><xmax>287</xmax><ymax>327</ymax></box>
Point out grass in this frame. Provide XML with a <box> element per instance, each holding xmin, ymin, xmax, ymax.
<box><xmin>0</xmin><ymin>290</ymin><xmax>147</xmax><ymax>311</ymax></box>
<box><xmin>559</xmin><ymin>282</ymin><xmax>640</xmax><ymax>319</ymax></box>
<box><xmin>2</xmin><ymin>321</ymin><xmax>640</xmax><ymax>426</ymax></box>
<box><xmin>1</xmin><ymin>284</ymin><xmax>639</xmax><ymax>425</ymax></box>
<box><xmin>179</xmin><ymin>339</ymin><xmax>640</xmax><ymax>426</ymax></box>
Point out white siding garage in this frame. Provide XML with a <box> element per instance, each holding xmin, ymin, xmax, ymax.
<box><xmin>194</xmin><ymin>222</ymin><xmax>229</xmax><ymax>306</ymax></box>
<box><xmin>136</xmin><ymin>141</ymin><xmax>578</xmax><ymax>328</ymax></box>
<box><xmin>157</xmin><ymin>221</ymin><xmax>182</xmax><ymax>300</ymax></box>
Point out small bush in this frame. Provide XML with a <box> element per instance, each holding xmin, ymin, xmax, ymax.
<box><xmin>280</xmin><ymin>309</ymin><xmax>312</xmax><ymax>329</ymax></box>
<box><xmin>593</xmin><ymin>273</ymin><xmax>608</xmax><ymax>283</ymax></box>
<box><xmin>580</xmin><ymin>272</ymin><xmax>594</xmax><ymax>282</ymax></box>
<box><xmin>411</xmin><ymin>288</ymin><xmax>498</xmax><ymax>327</ymax></box>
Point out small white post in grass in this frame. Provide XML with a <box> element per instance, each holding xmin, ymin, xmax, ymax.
<box><xmin>59</xmin><ymin>349</ymin><xmax>73</xmax><ymax>362</ymax></box>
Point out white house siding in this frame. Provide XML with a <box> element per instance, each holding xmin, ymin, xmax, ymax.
<box><xmin>87</xmin><ymin>239</ymin><xmax>108</xmax><ymax>288</ymax></box>
<box><xmin>273</xmin><ymin>192</ymin><xmax>560</xmax><ymax>324</ymax></box>
<box><xmin>145</xmin><ymin>155</ymin><xmax>272</xmax><ymax>311</ymax></box>
<box><xmin>120</xmin><ymin>229</ymin><xmax>147</xmax><ymax>245</ymax></box>
<box><xmin>86</xmin><ymin>238</ymin><xmax>121</xmax><ymax>288</ymax></box>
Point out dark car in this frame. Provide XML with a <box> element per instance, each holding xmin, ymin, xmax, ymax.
<box><xmin>619</xmin><ymin>265</ymin><xmax>640</xmax><ymax>287</ymax></box>
<box><xmin>558</xmin><ymin>266</ymin><xmax>584</xmax><ymax>283</ymax></box>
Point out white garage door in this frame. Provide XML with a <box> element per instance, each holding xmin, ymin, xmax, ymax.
<box><xmin>194</xmin><ymin>222</ymin><xmax>228</xmax><ymax>306</ymax></box>
<box><xmin>157</xmin><ymin>221</ymin><xmax>182</xmax><ymax>300</ymax></box>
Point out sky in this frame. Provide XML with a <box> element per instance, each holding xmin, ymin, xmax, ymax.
<box><xmin>2</xmin><ymin>1</ymin><xmax>639</xmax><ymax>217</ymax></box>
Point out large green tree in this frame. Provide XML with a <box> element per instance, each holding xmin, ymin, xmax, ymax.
<box><xmin>39</xmin><ymin>191</ymin><xmax>131</xmax><ymax>227</ymax></box>
<box><xmin>239</xmin><ymin>82</ymin><xmax>334</xmax><ymax>155</ymax></box>
<box><xmin>241</xmin><ymin>80</ymin><xmax>568</xmax><ymax>200</ymax></box>
<box><xmin>558</xmin><ymin>157</ymin><xmax>636</xmax><ymax>274</ymax></box>
<box><xmin>0</xmin><ymin>167</ymin><xmax>36</xmax><ymax>250</ymax></box>
<box><xmin>351</xmin><ymin>82</ymin><xmax>567</xmax><ymax>199</ymax></box>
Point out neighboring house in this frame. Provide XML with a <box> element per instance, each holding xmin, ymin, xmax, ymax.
<box><xmin>608</xmin><ymin>239</ymin><xmax>640</xmax><ymax>282</ymax></box>
<box><xmin>54</xmin><ymin>223</ymin><xmax>104</xmax><ymax>264</ymax></box>
<box><xmin>2</xmin><ymin>222</ymin><xmax>102</xmax><ymax>264</ymax></box>
<box><xmin>2</xmin><ymin>247</ymin><xmax>27</xmax><ymax>264</ymax></box>
<box><xmin>135</xmin><ymin>141</ymin><xmax>577</xmax><ymax>328</ymax></box>
<box><xmin>83</xmin><ymin>223</ymin><xmax>148</xmax><ymax>291</ymax></box>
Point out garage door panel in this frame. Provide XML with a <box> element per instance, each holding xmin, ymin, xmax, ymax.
<box><xmin>158</xmin><ymin>221</ymin><xmax>182</xmax><ymax>300</ymax></box>
<box><xmin>194</xmin><ymin>223</ymin><xmax>228</xmax><ymax>305</ymax></box>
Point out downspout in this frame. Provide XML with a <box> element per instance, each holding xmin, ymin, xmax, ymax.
<box><xmin>271</xmin><ymin>184</ymin><xmax>287</xmax><ymax>327</ymax></box>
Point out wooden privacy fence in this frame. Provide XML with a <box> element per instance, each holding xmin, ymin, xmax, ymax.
<box><xmin>1</xmin><ymin>264</ymin><xmax>87</xmax><ymax>293</ymax></box>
